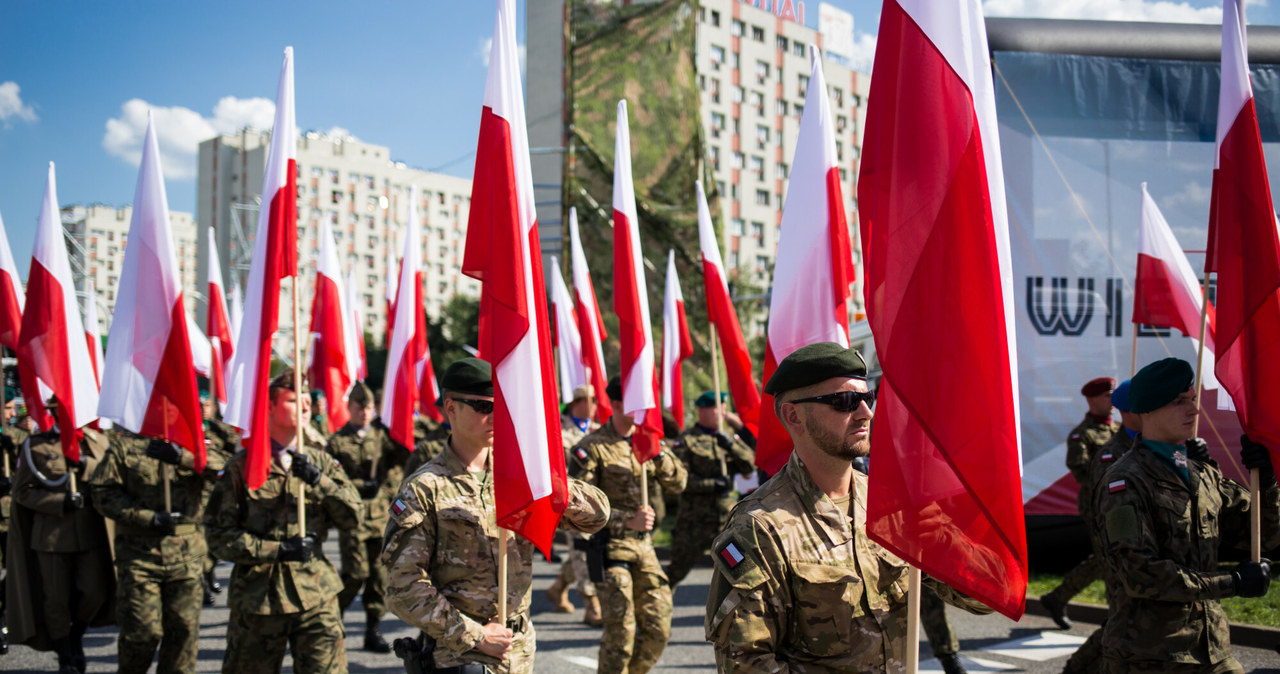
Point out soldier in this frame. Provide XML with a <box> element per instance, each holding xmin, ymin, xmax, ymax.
<box><xmin>309</xmin><ymin>390</ymin><xmax>330</xmax><ymax>442</ymax></box>
<box><xmin>327</xmin><ymin>380</ymin><xmax>408</xmax><ymax>653</ymax></box>
<box><xmin>0</xmin><ymin>389</ymin><xmax>33</xmax><ymax>655</ymax></box>
<box><xmin>382</xmin><ymin>358</ymin><xmax>611</xmax><ymax>673</ymax></box>
<box><xmin>546</xmin><ymin>385</ymin><xmax>602</xmax><ymax>624</ymax></box>
<box><xmin>9</xmin><ymin>419</ymin><xmax>115</xmax><ymax>674</ymax></box>
<box><xmin>402</xmin><ymin>399</ymin><xmax>450</xmax><ymax>477</ymax></box>
<box><xmin>200</xmin><ymin>392</ymin><xmax>239</xmax><ymax>605</ymax></box>
<box><xmin>1041</xmin><ymin>375</ymin><xmax>1120</xmax><ymax>629</ymax></box>
<box><xmin>665</xmin><ymin>391</ymin><xmax>754</xmax><ymax>587</ymax></box>
<box><xmin>569</xmin><ymin>376</ymin><xmax>688</xmax><ymax>674</ymax></box>
<box><xmin>90</xmin><ymin>425</ymin><xmax>225</xmax><ymax>673</ymax></box>
<box><xmin>1095</xmin><ymin>358</ymin><xmax>1278</xmax><ymax>673</ymax></box>
<box><xmin>704</xmin><ymin>342</ymin><xmax>992</xmax><ymax>670</ymax></box>
<box><xmin>204</xmin><ymin>370</ymin><xmax>363</xmax><ymax>674</ymax></box>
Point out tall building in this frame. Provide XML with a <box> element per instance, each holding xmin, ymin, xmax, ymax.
<box><xmin>196</xmin><ymin>130</ymin><xmax>478</xmax><ymax>345</ymax></box>
<box><xmin>62</xmin><ymin>203</ymin><xmax>200</xmax><ymax>324</ymax></box>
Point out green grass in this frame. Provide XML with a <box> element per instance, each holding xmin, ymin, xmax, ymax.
<box><xmin>1029</xmin><ymin>568</ymin><xmax>1280</xmax><ymax>628</ymax></box>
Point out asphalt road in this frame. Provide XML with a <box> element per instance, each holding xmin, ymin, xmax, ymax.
<box><xmin>5</xmin><ymin>541</ymin><xmax>1279</xmax><ymax>672</ymax></box>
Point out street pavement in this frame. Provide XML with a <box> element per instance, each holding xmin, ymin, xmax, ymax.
<box><xmin>5</xmin><ymin>539</ymin><xmax>1279</xmax><ymax>672</ymax></box>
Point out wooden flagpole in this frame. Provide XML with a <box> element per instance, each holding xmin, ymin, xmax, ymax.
<box><xmin>293</xmin><ymin>276</ymin><xmax>307</xmax><ymax>537</ymax></box>
<box><xmin>1191</xmin><ymin>272</ymin><xmax>1211</xmax><ymax>438</ymax></box>
<box><xmin>906</xmin><ymin>567</ymin><xmax>922</xmax><ymax>674</ymax></box>
<box><xmin>1130</xmin><ymin>329</ymin><xmax>1138</xmax><ymax>377</ymax></box>
<box><xmin>162</xmin><ymin>410</ymin><xmax>172</xmax><ymax>512</ymax></box>
<box><xmin>711</xmin><ymin>333</ymin><xmax>724</xmax><ymax>434</ymax></box>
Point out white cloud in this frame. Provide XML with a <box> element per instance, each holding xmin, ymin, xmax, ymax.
<box><xmin>322</xmin><ymin>126</ymin><xmax>358</xmax><ymax>141</ymax></box>
<box><xmin>477</xmin><ymin>36</ymin><xmax>527</xmax><ymax>74</ymax></box>
<box><xmin>0</xmin><ymin>81</ymin><xmax>37</xmax><ymax>124</ymax></box>
<box><xmin>847</xmin><ymin>33</ymin><xmax>878</xmax><ymax>74</ymax></box>
<box><xmin>983</xmin><ymin>0</ymin><xmax>1223</xmax><ymax>23</ymax></box>
<box><xmin>102</xmin><ymin>96</ymin><xmax>275</xmax><ymax>180</ymax></box>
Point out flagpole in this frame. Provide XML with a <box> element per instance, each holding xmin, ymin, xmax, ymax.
<box><xmin>1129</xmin><ymin>328</ymin><xmax>1138</xmax><ymax>377</ymax></box>
<box><xmin>498</xmin><ymin>527</ymin><xmax>509</xmax><ymax>623</ymax></box>
<box><xmin>1</xmin><ymin>354</ymin><xmax>8</xmax><ymax>479</ymax></box>
<box><xmin>1191</xmin><ymin>272</ymin><xmax>1211</xmax><ymax>438</ymax></box>
<box><xmin>711</xmin><ymin>332</ymin><xmax>724</xmax><ymax>434</ymax></box>
<box><xmin>162</xmin><ymin>409</ymin><xmax>172</xmax><ymax>513</ymax></box>
<box><xmin>293</xmin><ymin>276</ymin><xmax>307</xmax><ymax>536</ymax></box>
<box><xmin>906</xmin><ymin>567</ymin><xmax>922</xmax><ymax>674</ymax></box>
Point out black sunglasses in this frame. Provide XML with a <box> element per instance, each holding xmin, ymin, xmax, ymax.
<box><xmin>789</xmin><ymin>390</ymin><xmax>876</xmax><ymax>412</ymax></box>
<box><xmin>450</xmin><ymin>397</ymin><xmax>495</xmax><ymax>415</ymax></box>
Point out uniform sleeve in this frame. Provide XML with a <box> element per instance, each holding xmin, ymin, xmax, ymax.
<box><xmin>653</xmin><ymin>448</ymin><xmax>688</xmax><ymax>495</ymax></box>
<box><xmin>203</xmin><ymin>466</ymin><xmax>282</xmax><ymax>563</ymax></box>
<box><xmin>727</xmin><ymin>436</ymin><xmax>756</xmax><ymax>476</ymax></box>
<box><xmin>1099</xmin><ymin>480</ymin><xmax>1237</xmax><ymax>602</ymax></box>
<box><xmin>89</xmin><ymin>441</ymin><xmax>154</xmax><ymax>528</ymax></box>
<box><xmin>705</xmin><ymin>516</ymin><xmax>790</xmax><ymax>673</ymax></box>
<box><xmin>1065</xmin><ymin>427</ymin><xmax>1090</xmax><ymax>483</ymax></box>
<box><xmin>1215</xmin><ymin>470</ymin><xmax>1280</xmax><ymax>554</ymax></box>
<box><xmin>13</xmin><ymin>442</ymin><xmax>69</xmax><ymax>515</ymax></box>
<box><xmin>381</xmin><ymin>486</ymin><xmax>487</xmax><ymax>655</ymax></box>
<box><xmin>313</xmin><ymin>451</ymin><xmax>362</xmax><ymax>532</ymax></box>
<box><xmin>560</xmin><ymin>477</ymin><xmax>610</xmax><ymax>534</ymax></box>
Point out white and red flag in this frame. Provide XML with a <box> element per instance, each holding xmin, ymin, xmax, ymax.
<box><xmin>206</xmin><ymin>227</ymin><xmax>235</xmax><ymax>411</ymax></box>
<box><xmin>82</xmin><ymin>280</ymin><xmax>109</xmax><ymax>431</ymax></box>
<box><xmin>696</xmin><ymin>180</ymin><xmax>761</xmax><ymax>435</ymax></box>
<box><xmin>462</xmin><ymin>0</ymin><xmax>568</xmax><ymax>554</ymax></box>
<box><xmin>1206</xmin><ymin>0</ymin><xmax>1280</xmax><ymax>464</ymax></box>
<box><xmin>568</xmin><ymin>207</ymin><xmax>612</xmax><ymax>423</ymax></box>
<box><xmin>408</xmin><ymin>192</ymin><xmax>442</xmax><ymax>424</ymax></box>
<box><xmin>187</xmin><ymin>314</ymin><xmax>213</xmax><ymax>379</ymax></box>
<box><xmin>661</xmin><ymin>250</ymin><xmax>694</xmax><ymax>426</ymax></box>
<box><xmin>0</xmin><ymin>210</ymin><xmax>23</xmax><ymax>351</ymax></box>
<box><xmin>611</xmin><ymin>100</ymin><xmax>664</xmax><ymax>463</ymax></box>
<box><xmin>227</xmin><ymin>279</ymin><xmax>243</xmax><ymax>346</ymax></box>
<box><xmin>347</xmin><ymin>268</ymin><xmax>368</xmax><ymax>379</ymax></box>
<box><xmin>380</xmin><ymin>187</ymin><xmax>427</xmax><ymax>449</ymax></box>
<box><xmin>18</xmin><ymin>163</ymin><xmax>101</xmax><ymax>460</ymax></box>
<box><xmin>308</xmin><ymin>219</ymin><xmax>360</xmax><ymax>433</ymax></box>
<box><xmin>859</xmin><ymin>0</ymin><xmax>1027</xmax><ymax>620</ymax></box>
<box><xmin>549</xmin><ymin>255</ymin><xmax>587</xmax><ymax>405</ymax></box>
<box><xmin>98</xmin><ymin>117</ymin><xmax>205</xmax><ymax>465</ymax></box>
<box><xmin>384</xmin><ymin>238</ymin><xmax>399</xmax><ymax>346</ymax></box>
<box><xmin>223</xmin><ymin>47</ymin><xmax>298</xmax><ymax>489</ymax></box>
<box><xmin>757</xmin><ymin>47</ymin><xmax>856</xmax><ymax>476</ymax></box>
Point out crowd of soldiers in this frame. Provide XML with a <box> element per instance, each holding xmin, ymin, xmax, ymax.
<box><xmin>0</xmin><ymin>343</ymin><xmax>1276</xmax><ymax>673</ymax></box>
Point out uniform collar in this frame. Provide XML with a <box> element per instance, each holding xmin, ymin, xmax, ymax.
<box><xmin>783</xmin><ymin>452</ymin><xmax>854</xmax><ymax>547</ymax></box>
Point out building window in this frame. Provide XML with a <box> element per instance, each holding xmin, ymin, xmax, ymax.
<box><xmin>755</xmin><ymin>255</ymin><xmax>769</xmax><ymax>276</ymax></box>
<box><xmin>750</xmin><ymin>155</ymin><xmax>765</xmax><ymax>180</ymax></box>
<box><xmin>755</xmin><ymin>60</ymin><xmax>770</xmax><ymax>85</ymax></box>
<box><xmin>751</xmin><ymin>26</ymin><xmax>765</xmax><ymax>42</ymax></box>
<box><xmin>728</xmin><ymin>251</ymin><xmax>739</xmax><ymax>268</ymax></box>
<box><xmin>798</xmin><ymin>74</ymin><xmax>809</xmax><ymax>98</ymax></box>
<box><xmin>755</xmin><ymin>189</ymin><xmax>770</xmax><ymax>206</ymax></box>
<box><xmin>777</xmin><ymin>36</ymin><xmax>789</xmax><ymax>52</ymax></box>
<box><xmin>732</xmin><ymin>152</ymin><xmax>744</xmax><ymax>169</ymax></box>
<box><xmin>837</xmin><ymin>115</ymin><xmax>848</xmax><ymax>132</ymax></box>
<box><xmin>710</xmin><ymin>44</ymin><xmax>726</xmax><ymax>65</ymax></box>
<box><xmin>751</xmin><ymin>221</ymin><xmax>765</xmax><ymax>246</ymax></box>
<box><xmin>730</xmin><ymin>219</ymin><xmax>745</xmax><ymax>236</ymax></box>
<box><xmin>331</xmin><ymin>190</ymin><xmax>342</xmax><ymax>204</ymax></box>
<box><xmin>710</xmin><ymin>146</ymin><xmax>721</xmax><ymax>171</ymax></box>
<box><xmin>710</xmin><ymin>9</ymin><xmax>720</xmax><ymax>26</ymax></box>
<box><xmin>756</xmin><ymin>124</ymin><xmax>770</xmax><ymax>149</ymax></box>
<box><xmin>832</xmin><ymin>87</ymin><xmax>844</xmax><ymax>107</ymax></box>
<box><xmin>836</xmin><ymin>141</ymin><xmax>844</xmax><ymax>161</ymax></box>
<box><xmin>731</xmin><ymin>19</ymin><xmax>744</xmax><ymax>36</ymax></box>
<box><xmin>329</xmin><ymin>169</ymin><xmax>339</xmax><ymax>184</ymax></box>
<box><xmin>750</xmin><ymin>90</ymin><xmax>764</xmax><ymax>115</ymax></box>
<box><xmin>716</xmin><ymin>181</ymin><xmax>726</xmax><ymax>198</ymax></box>
<box><xmin>710</xmin><ymin>77</ymin><xmax>721</xmax><ymax>103</ymax></box>
<box><xmin>731</xmin><ymin>86</ymin><xmax>744</xmax><ymax>104</ymax></box>
<box><xmin>793</xmin><ymin>40</ymin><xmax>806</xmax><ymax>57</ymax></box>
<box><xmin>795</xmin><ymin>102</ymin><xmax>804</xmax><ymax>118</ymax></box>
<box><xmin>776</xmin><ymin>162</ymin><xmax>789</xmax><ymax>179</ymax></box>
<box><xmin>776</xmin><ymin>100</ymin><xmax>788</xmax><ymax>115</ymax></box>
<box><xmin>366</xmin><ymin>175</ymin><xmax>376</xmax><ymax>189</ymax></box>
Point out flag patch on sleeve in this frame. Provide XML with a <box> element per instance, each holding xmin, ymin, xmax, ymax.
<box><xmin>574</xmin><ymin>447</ymin><xmax>588</xmax><ymax>460</ymax></box>
<box><xmin>391</xmin><ymin>499</ymin><xmax>407</xmax><ymax>516</ymax></box>
<box><xmin>718</xmin><ymin>541</ymin><xmax>745</xmax><ymax>569</ymax></box>
<box><xmin>1100</xmin><ymin>453</ymin><xmax>1114</xmax><ymax>463</ymax></box>
<box><xmin>1108</xmin><ymin>479</ymin><xmax>1127</xmax><ymax>493</ymax></box>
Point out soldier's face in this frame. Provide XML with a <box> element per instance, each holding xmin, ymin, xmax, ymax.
<box><xmin>3</xmin><ymin>400</ymin><xmax>14</xmax><ymax>424</ymax></box>
<box><xmin>1140</xmin><ymin>388</ymin><xmax>1197</xmax><ymax>444</ymax></box>
<box><xmin>269</xmin><ymin>388</ymin><xmax>310</xmax><ymax>436</ymax></box>
<box><xmin>349</xmin><ymin>401</ymin><xmax>375</xmax><ymax>428</ymax></box>
<box><xmin>697</xmin><ymin>404</ymin><xmax>721</xmax><ymax>428</ymax></box>
<box><xmin>447</xmin><ymin>395</ymin><xmax>495</xmax><ymax>447</ymax></box>
<box><xmin>202</xmin><ymin>397</ymin><xmax>215</xmax><ymax>420</ymax></box>
<box><xmin>786</xmin><ymin>377</ymin><xmax>873</xmax><ymax>460</ymax></box>
<box><xmin>1086</xmin><ymin>392</ymin><xmax>1114</xmax><ymax>418</ymax></box>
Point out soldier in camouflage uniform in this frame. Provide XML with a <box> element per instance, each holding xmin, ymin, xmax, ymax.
<box><xmin>382</xmin><ymin>358</ymin><xmax>611</xmax><ymax>673</ymax></box>
<box><xmin>569</xmin><ymin>376</ymin><xmax>688</xmax><ymax>674</ymax></box>
<box><xmin>90</xmin><ymin>426</ymin><xmax>225</xmax><ymax>673</ymax></box>
<box><xmin>1040</xmin><ymin>376</ymin><xmax>1120</xmax><ymax>629</ymax></box>
<box><xmin>666</xmin><ymin>391</ymin><xmax>754</xmax><ymax>587</ymax></box>
<box><xmin>402</xmin><ymin>398</ymin><xmax>451</xmax><ymax>477</ymax></box>
<box><xmin>200</xmin><ymin>393</ymin><xmax>240</xmax><ymax>604</ymax></box>
<box><xmin>0</xmin><ymin>391</ymin><xmax>33</xmax><ymax>654</ymax></box>
<box><xmin>327</xmin><ymin>381</ymin><xmax>408</xmax><ymax>653</ymax></box>
<box><xmin>204</xmin><ymin>371</ymin><xmax>363</xmax><ymax>674</ymax></box>
<box><xmin>546</xmin><ymin>385</ymin><xmax>602</xmax><ymax>624</ymax></box>
<box><xmin>705</xmin><ymin>343</ymin><xmax>992</xmax><ymax>672</ymax></box>
<box><xmin>1095</xmin><ymin>358</ymin><xmax>1278</xmax><ymax>673</ymax></box>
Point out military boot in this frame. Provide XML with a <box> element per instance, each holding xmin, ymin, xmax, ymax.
<box><xmin>937</xmin><ymin>653</ymin><xmax>967</xmax><ymax>674</ymax></box>
<box><xmin>364</xmin><ymin>613</ymin><xmax>391</xmax><ymax>653</ymax></box>
<box><xmin>70</xmin><ymin>622</ymin><xmax>87</xmax><ymax>673</ymax></box>
<box><xmin>52</xmin><ymin>637</ymin><xmax>78</xmax><ymax>674</ymax></box>
<box><xmin>583</xmin><ymin>595</ymin><xmax>603</xmax><ymax>627</ymax></box>
<box><xmin>1039</xmin><ymin>592</ymin><xmax>1072</xmax><ymax>629</ymax></box>
<box><xmin>545</xmin><ymin>576</ymin><xmax>574</xmax><ymax>613</ymax></box>
<box><xmin>205</xmin><ymin>568</ymin><xmax>223</xmax><ymax>594</ymax></box>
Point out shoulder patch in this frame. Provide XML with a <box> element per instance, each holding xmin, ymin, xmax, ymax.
<box><xmin>1069</xmin><ymin>434</ymin><xmax>1081</xmax><ymax>440</ymax></box>
<box><xmin>574</xmin><ymin>446</ymin><xmax>588</xmax><ymax>460</ymax></box>
<box><xmin>391</xmin><ymin>498</ymin><xmax>407</xmax><ymax>516</ymax></box>
<box><xmin>1100</xmin><ymin>453</ymin><xmax>1114</xmax><ymax>463</ymax></box>
<box><xmin>1108</xmin><ymin>479</ymin><xmax>1126</xmax><ymax>493</ymax></box>
<box><xmin>718</xmin><ymin>540</ymin><xmax>746</xmax><ymax>569</ymax></box>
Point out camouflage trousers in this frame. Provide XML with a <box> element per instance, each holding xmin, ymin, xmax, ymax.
<box><xmin>920</xmin><ymin>584</ymin><xmax>958</xmax><ymax>657</ymax></box>
<box><xmin>1044</xmin><ymin>553</ymin><xmax>1103</xmax><ymax>605</ymax></box>
<box><xmin>555</xmin><ymin>532</ymin><xmax>596</xmax><ymax>598</ymax></box>
<box><xmin>597</xmin><ymin>541</ymin><xmax>672</xmax><ymax>674</ymax></box>
<box><xmin>223</xmin><ymin>596</ymin><xmax>347</xmax><ymax>674</ymax></box>
<box><xmin>36</xmin><ymin>548</ymin><xmax>113</xmax><ymax>640</ymax></box>
<box><xmin>337</xmin><ymin>531</ymin><xmax>386</xmax><ymax>617</ymax></box>
<box><xmin>666</xmin><ymin>495</ymin><xmax>732</xmax><ymax>586</ymax></box>
<box><xmin>1102</xmin><ymin>656</ymin><xmax>1244</xmax><ymax>673</ymax></box>
<box><xmin>114</xmin><ymin>534</ymin><xmax>205</xmax><ymax>674</ymax></box>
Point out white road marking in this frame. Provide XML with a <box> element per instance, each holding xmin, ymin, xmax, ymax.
<box><xmin>920</xmin><ymin>655</ymin><xmax>1018</xmax><ymax>672</ymax></box>
<box><xmin>984</xmin><ymin>631</ymin><xmax>1088</xmax><ymax>662</ymax></box>
<box><xmin>558</xmin><ymin>654</ymin><xmax>599</xmax><ymax>669</ymax></box>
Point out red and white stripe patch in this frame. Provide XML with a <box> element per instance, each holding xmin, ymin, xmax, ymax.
<box><xmin>574</xmin><ymin>447</ymin><xmax>588</xmax><ymax>461</ymax></box>
<box><xmin>718</xmin><ymin>541</ymin><xmax>745</xmax><ymax>568</ymax></box>
<box><xmin>1100</xmin><ymin>453</ymin><xmax>1114</xmax><ymax>463</ymax></box>
<box><xmin>1108</xmin><ymin>479</ymin><xmax>1127</xmax><ymax>493</ymax></box>
<box><xmin>391</xmin><ymin>499</ymin><xmax>407</xmax><ymax>516</ymax></box>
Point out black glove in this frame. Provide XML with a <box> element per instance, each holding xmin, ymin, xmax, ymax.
<box><xmin>713</xmin><ymin>431</ymin><xmax>734</xmax><ymax>450</ymax></box>
<box><xmin>1241</xmin><ymin>435</ymin><xmax>1276</xmax><ymax>480</ymax></box>
<box><xmin>712</xmin><ymin>475</ymin><xmax>733</xmax><ymax>494</ymax></box>
<box><xmin>358</xmin><ymin>479</ymin><xmax>380</xmax><ymax>499</ymax></box>
<box><xmin>0</xmin><ymin>433</ymin><xmax>15</xmax><ymax>454</ymax></box>
<box><xmin>145</xmin><ymin>439</ymin><xmax>183</xmax><ymax>466</ymax></box>
<box><xmin>64</xmin><ymin>491</ymin><xmax>85</xmax><ymax>512</ymax></box>
<box><xmin>1233</xmin><ymin>559</ymin><xmax>1271</xmax><ymax>598</ymax></box>
<box><xmin>1184</xmin><ymin>438</ymin><xmax>1212</xmax><ymax>463</ymax></box>
<box><xmin>151</xmin><ymin>511</ymin><xmax>179</xmax><ymax>536</ymax></box>
<box><xmin>0</xmin><ymin>475</ymin><xmax>10</xmax><ymax>498</ymax></box>
<box><xmin>278</xmin><ymin>534</ymin><xmax>316</xmax><ymax>563</ymax></box>
<box><xmin>290</xmin><ymin>452</ymin><xmax>323</xmax><ymax>486</ymax></box>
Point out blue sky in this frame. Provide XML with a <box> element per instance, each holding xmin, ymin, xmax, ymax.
<box><xmin>0</xmin><ymin>0</ymin><xmax>1269</xmax><ymax>273</ymax></box>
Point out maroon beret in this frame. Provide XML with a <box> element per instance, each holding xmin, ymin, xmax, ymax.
<box><xmin>1080</xmin><ymin>376</ymin><xmax>1116</xmax><ymax>398</ymax></box>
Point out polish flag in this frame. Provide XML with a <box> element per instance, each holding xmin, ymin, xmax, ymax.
<box><xmin>82</xmin><ymin>280</ymin><xmax>109</xmax><ymax>431</ymax></box>
<box><xmin>462</xmin><ymin>0</ymin><xmax>568</xmax><ymax>553</ymax></box>
<box><xmin>568</xmin><ymin>207</ymin><xmax>612</xmax><ymax>423</ymax></box>
<box><xmin>98</xmin><ymin>117</ymin><xmax>205</xmax><ymax>466</ymax></box>
<box><xmin>307</xmin><ymin>219</ymin><xmax>359</xmax><ymax>433</ymax></box>
<box><xmin>612</xmin><ymin>100</ymin><xmax>664</xmax><ymax>463</ymax></box>
<box><xmin>227</xmin><ymin>279</ymin><xmax>243</xmax><ymax>346</ymax></box>
<box><xmin>858</xmin><ymin>0</ymin><xmax>1027</xmax><ymax>620</ymax></box>
<box><xmin>1134</xmin><ymin>183</ymin><xmax>1218</xmax><ymax>388</ymax></box>
<box><xmin>756</xmin><ymin>47</ymin><xmax>855</xmax><ymax>475</ymax></box>
<box><xmin>0</xmin><ymin>210</ymin><xmax>23</xmax><ymax>351</ymax></box>
<box><xmin>347</xmin><ymin>268</ymin><xmax>367</xmax><ymax>379</ymax></box>
<box><xmin>206</xmin><ymin>227</ymin><xmax>235</xmax><ymax>411</ymax></box>
<box><xmin>380</xmin><ymin>186</ymin><xmax>426</xmax><ymax>449</ymax></box>
<box><xmin>550</xmin><ymin>255</ymin><xmax>587</xmax><ymax>405</ymax></box>
<box><xmin>696</xmin><ymin>180</ymin><xmax>761</xmax><ymax>435</ymax></box>
<box><xmin>408</xmin><ymin>189</ymin><xmax>443</xmax><ymax>424</ymax></box>
<box><xmin>187</xmin><ymin>314</ymin><xmax>213</xmax><ymax>379</ymax></box>
<box><xmin>384</xmin><ymin>239</ymin><xmax>398</xmax><ymax>347</ymax></box>
<box><xmin>1206</xmin><ymin>0</ymin><xmax>1280</xmax><ymax>463</ymax></box>
<box><xmin>661</xmin><ymin>250</ymin><xmax>694</xmax><ymax>426</ymax></box>
<box><xmin>223</xmin><ymin>47</ymin><xmax>298</xmax><ymax>489</ymax></box>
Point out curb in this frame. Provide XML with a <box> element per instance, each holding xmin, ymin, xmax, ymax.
<box><xmin>1026</xmin><ymin>598</ymin><xmax>1280</xmax><ymax>650</ymax></box>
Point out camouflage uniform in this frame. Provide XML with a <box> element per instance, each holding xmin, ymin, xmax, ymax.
<box><xmin>666</xmin><ymin>425</ymin><xmax>754</xmax><ymax>586</ymax></box>
<box><xmin>90</xmin><ymin>429</ymin><xmax>225</xmax><ymax>673</ymax></box>
<box><xmin>705</xmin><ymin>452</ymin><xmax>992</xmax><ymax>672</ymax></box>
<box><xmin>402</xmin><ymin>421</ymin><xmax>450</xmax><ymax>477</ymax></box>
<box><xmin>1044</xmin><ymin>414</ymin><xmax>1120</xmax><ymax>609</ymax></box>
<box><xmin>327</xmin><ymin>421</ymin><xmax>409</xmax><ymax>616</ymax></box>
<box><xmin>201</xmin><ymin>419</ymin><xmax>239</xmax><ymax>580</ymax></box>
<box><xmin>0</xmin><ymin>424</ymin><xmax>31</xmax><ymax>624</ymax></box>
<box><xmin>569</xmin><ymin>422</ymin><xmax>688</xmax><ymax>674</ymax></box>
<box><xmin>1095</xmin><ymin>440</ymin><xmax>1280</xmax><ymax>672</ymax></box>
<box><xmin>381</xmin><ymin>441</ymin><xmax>610</xmax><ymax>672</ymax></box>
<box><xmin>204</xmin><ymin>440</ymin><xmax>362</xmax><ymax>673</ymax></box>
<box><xmin>556</xmin><ymin>413</ymin><xmax>597</xmax><ymax>600</ymax></box>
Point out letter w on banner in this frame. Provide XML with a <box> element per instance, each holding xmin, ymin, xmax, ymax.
<box><xmin>859</xmin><ymin>0</ymin><xmax>1027</xmax><ymax>619</ymax></box>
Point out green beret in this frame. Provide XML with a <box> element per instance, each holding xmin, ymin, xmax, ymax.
<box><xmin>348</xmin><ymin>381</ymin><xmax>374</xmax><ymax>406</ymax></box>
<box><xmin>606</xmin><ymin>376</ymin><xmax>622</xmax><ymax>402</ymax></box>
<box><xmin>198</xmin><ymin>391</ymin><xmax>212</xmax><ymax>404</ymax></box>
<box><xmin>764</xmin><ymin>342</ymin><xmax>867</xmax><ymax>396</ymax></box>
<box><xmin>1130</xmin><ymin>358</ymin><xmax>1194</xmax><ymax>414</ymax></box>
<box><xmin>4</xmin><ymin>386</ymin><xmax>17</xmax><ymax>401</ymax></box>
<box><xmin>442</xmin><ymin>358</ymin><xmax>493</xmax><ymax>397</ymax></box>
<box><xmin>695</xmin><ymin>391</ymin><xmax>729</xmax><ymax>408</ymax></box>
